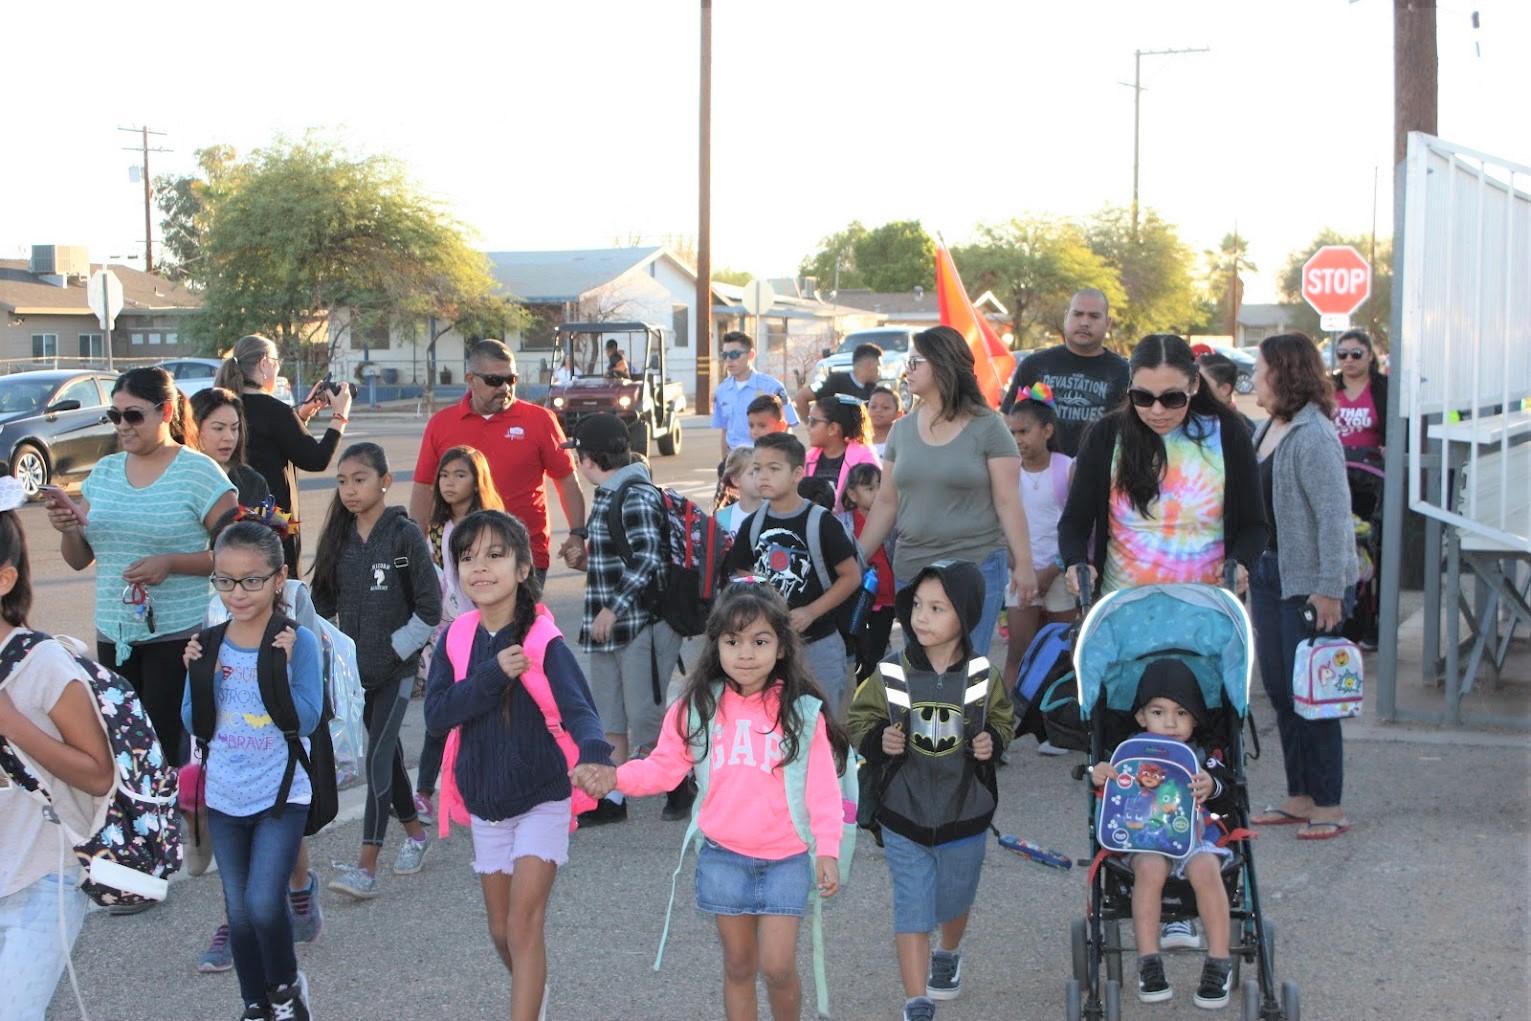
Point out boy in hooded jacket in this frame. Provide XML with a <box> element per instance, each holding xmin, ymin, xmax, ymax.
<box><xmin>847</xmin><ymin>559</ymin><xmax>1015</xmax><ymax>1021</ymax></box>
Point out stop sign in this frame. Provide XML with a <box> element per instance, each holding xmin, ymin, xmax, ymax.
<box><xmin>1301</xmin><ymin>246</ymin><xmax>1372</xmax><ymax>317</ymax></box>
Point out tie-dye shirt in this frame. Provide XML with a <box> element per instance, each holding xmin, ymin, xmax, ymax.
<box><xmin>1101</xmin><ymin>416</ymin><xmax>1226</xmax><ymax>592</ymax></box>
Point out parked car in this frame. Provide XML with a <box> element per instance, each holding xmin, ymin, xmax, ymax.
<box><xmin>0</xmin><ymin>370</ymin><xmax>120</xmax><ymax>495</ymax></box>
<box><xmin>159</xmin><ymin>358</ymin><xmax>295</xmax><ymax>405</ymax></box>
<box><xmin>1223</xmin><ymin>347</ymin><xmax>1256</xmax><ymax>394</ymax></box>
<box><xmin>806</xmin><ymin>327</ymin><xmax>916</xmax><ymax>407</ymax></box>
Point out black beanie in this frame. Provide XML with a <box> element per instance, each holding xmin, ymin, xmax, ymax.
<box><xmin>1133</xmin><ymin>658</ymin><xmax>1209</xmax><ymax>729</ymax></box>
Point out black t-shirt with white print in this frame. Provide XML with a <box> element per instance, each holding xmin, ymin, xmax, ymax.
<box><xmin>724</xmin><ymin>500</ymin><xmax>858</xmax><ymax>642</ymax></box>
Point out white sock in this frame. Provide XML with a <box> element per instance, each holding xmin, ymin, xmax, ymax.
<box><xmin>607</xmin><ymin>791</ymin><xmax>625</xmax><ymax>805</ymax></box>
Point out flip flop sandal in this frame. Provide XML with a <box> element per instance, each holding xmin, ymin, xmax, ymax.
<box><xmin>1296</xmin><ymin>821</ymin><xmax>1352</xmax><ymax>840</ymax></box>
<box><xmin>1252</xmin><ymin>807</ymin><xmax>1310</xmax><ymax>826</ymax></box>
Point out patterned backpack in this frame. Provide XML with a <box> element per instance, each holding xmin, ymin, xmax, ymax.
<box><xmin>0</xmin><ymin>631</ymin><xmax>182</xmax><ymax>908</ymax></box>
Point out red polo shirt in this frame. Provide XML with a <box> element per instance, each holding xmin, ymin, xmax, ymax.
<box><xmin>415</xmin><ymin>395</ymin><xmax>576</xmax><ymax>568</ymax></box>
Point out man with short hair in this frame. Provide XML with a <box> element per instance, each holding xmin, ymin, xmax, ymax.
<box><xmin>410</xmin><ymin>339</ymin><xmax>585</xmax><ymax>579</ymax></box>
<box><xmin>604</xmin><ymin>338</ymin><xmax>631</xmax><ymax>378</ymax></box>
<box><xmin>792</xmin><ymin>342</ymin><xmax>883</xmax><ymax>423</ymax></box>
<box><xmin>712</xmin><ymin>330</ymin><xmax>799</xmax><ymax>456</ymax></box>
<box><xmin>1000</xmin><ymin>289</ymin><xmax>1130</xmax><ymax>456</ymax></box>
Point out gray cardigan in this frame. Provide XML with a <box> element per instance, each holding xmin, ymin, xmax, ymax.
<box><xmin>1253</xmin><ymin>403</ymin><xmax>1359</xmax><ymax>600</ymax></box>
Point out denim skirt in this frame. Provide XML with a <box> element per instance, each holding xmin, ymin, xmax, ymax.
<box><xmin>695</xmin><ymin>837</ymin><xmax>811</xmax><ymax>917</ymax></box>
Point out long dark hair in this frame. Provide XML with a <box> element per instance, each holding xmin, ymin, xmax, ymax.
<box><xmin>676</xmin><ymin>583</ymin><xmax>850</xmax><ymax>774</ymax></box>
<box><xmin>308</xmin><ymin>442</ymin><xmax>389</xmax><ymax>608</ymax></box>
<box><xmin>190</xmin><ymin>387</ymin><xmax>250</xmax><ymax>466</ymax></box>
<box><xmin>1112</xmin><ymin>334</ymin><xmax>1241</xmax><ymax>516</ymax></box>
<box><xmin>912</xmin><ymin>326</ymin><xmax>991</xmax><ymax>423</ymax></box>
<box><xmin>429</xmin><ymin>446</ymin><xmax>505</xmax><ymax>528</ymax></box>
<box><xmin>449</xmin><ymin>510</ymin><xmax>542</xmax><ymax>722</ymax></box>
<box><xmin>1260</xmin><ymin>333</ymin><xmax>1336</xmax><ymax>421</ymax></box>
<box><xmin>841</xmin><ymin>462</ymin><xmax>881</xmax><ymax>512</ymax></box>
<box><xmin>0</xmin><ymin>505</ymin><xmax>32</xmax><ymax>627</ymax></box>
<box><xmin>813</xmin><ymin>395</ymin><xmax>870</xmax><ymax>446</ymax></box>
<box><xmin>112</xmin><ymin>367</ymin><xmax>197</xmax><ymax>449</ymax></box>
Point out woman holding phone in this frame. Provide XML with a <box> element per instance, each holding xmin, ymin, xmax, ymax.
<box><xmin>214</xmin><ymin>335</ymin><xmax>352</xmax><ymax>572</ymax></box>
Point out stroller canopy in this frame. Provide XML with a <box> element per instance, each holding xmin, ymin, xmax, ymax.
<box><xmin>1074</xmin><ymin>584</ymin><xmax>1253</xmax><ymax>720</ymax></box>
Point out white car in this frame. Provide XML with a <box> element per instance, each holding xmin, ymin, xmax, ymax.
<box><xmin>159</xmin><ymin>358</ymin><xmax>295</xmax><ymax>405</ymax></box>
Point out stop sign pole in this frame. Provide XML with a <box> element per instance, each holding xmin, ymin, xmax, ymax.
<box><xmin>1300</xmin><ymin>245</ymin><xmax>1371</xmax><ymax>368</ymax></box>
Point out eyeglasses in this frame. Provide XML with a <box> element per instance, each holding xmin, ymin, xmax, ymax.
<box><xmin>106</xmin><ymin>402</ymin><xmax>165</xmax><ymax>426</ymax></box>
<box><xmin>806</xmin><ymin>415</ymin><xmax>829</xmax><ymax>427</ymax></box>
<box><xmin>906</xmin><ymin>356</ymin><xmax>928</xmax><ymax>369</ymax></box>
<box><xmin>720</xmin><ymin>349</ymin><xmax>748</xmax><ymax>361</ymax></box>
<box><xmin>210</xmin><ymin>570</ymin><xmax>282</xmax><ymax>593</ymax></box>
<box><xmin>470</xmin><ymin>372</ymin><xmax>517</xmax><ymax>388</ymax></box>
<box><xmin>1336</xmin><ymin>349</ymin><xmax>1368</xmax><ymax>360</ymax></box>
<box><xmin>1127</xmin><ymin>388</ymin><xmax>1191</xmax><ymax>410</ymax></box>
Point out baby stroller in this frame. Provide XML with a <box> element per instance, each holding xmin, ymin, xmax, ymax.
<box><xmin>1343</xmin><ymin>447</ymin><xmax>1385</xmax><ymax>646</ymax></box>
<box><xmin>1065</xmin><ymin>570</ymin><xmax>1299</xmax><ymax>1021</ymax></box>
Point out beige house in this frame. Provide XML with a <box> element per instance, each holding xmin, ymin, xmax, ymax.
<box><xmin>0</xmin><ymin>246</ymin><xmax>201</xmax><ymax>371</ymax></box>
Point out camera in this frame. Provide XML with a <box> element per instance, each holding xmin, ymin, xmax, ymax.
<box><xmin>316</xmin><ymin>372</ymin><xmax>358</xmax><ymax>399</ymax></box>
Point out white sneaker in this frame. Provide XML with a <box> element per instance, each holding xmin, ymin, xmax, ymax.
<box><xmin>1161</xmin><ymin>919</ymin><xmax>1204</xmax><ymax>950</ymax></box>
<box><xmin>1037</xmin><ymin>740</ymin><xmax>1070</xmax><ymax>756</ymax></box>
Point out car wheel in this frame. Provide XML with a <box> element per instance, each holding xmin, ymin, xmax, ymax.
<box><xmin>1236</xmin><ymin>372</ymin><xmax>1254</xmax><ymax>395</ymax></box>
<box><xmin>656</xmin><ymin>417</ymin><xmax>681</xmax><ymax>456</ymax></box>
<box><xmin>11</xmin><ymin>443</ymin><xmax>48</xmax><ymax>497</ymax></box>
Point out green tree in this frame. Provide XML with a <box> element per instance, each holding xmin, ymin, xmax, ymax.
<box><xmin>711</xmin><ymin>267</ymin><xmax>753</xmax><ymax>286</ymax></box>
<box><xmin>1084</xmin><ymin>206</ymin><xmax>1200</xmax><ymax>348</ymax></box>
<box><xmin>1195</xmin><ymin>232</ymin><xmax>1256</xmax><ymax>338</ymax></box>
<box><xmin>190</xmin><ymin>133</ymin><xmax>523</xmax><ymax>374</ymax></box>
<box><xmin>153</xmin><ymin>144</ymin><xmax>239</xmax><ymax>283</ymax></box>
<box><xmin>853</xmin><ymin>220</ymin><xmax>936</xmax><ymax>292</ymax></box>
<box><xmin>1278</xmin><ymin>230</ymin><xmax>1392</xmax><ymax>350</ymax></box>
<box><xmin>951</xmin><ymin>217</ymin><xmax>1123</xmax><ymax>349</ymax></box>
<box><xmin>798</xmin><ymin>222</ymin><xmax>867</xmax><ymax>291</ymax></box>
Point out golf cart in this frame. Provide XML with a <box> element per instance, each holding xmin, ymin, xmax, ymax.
<box><xmin>544</xmin><ymin>321</ymin><xmax>687</xmax><ymax>456</ymax></box>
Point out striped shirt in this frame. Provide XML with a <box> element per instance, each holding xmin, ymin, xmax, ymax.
<box><xmin>82</xmin><ymin>449</ymin><xmax>234</xmax><ymax>652</ymax></box>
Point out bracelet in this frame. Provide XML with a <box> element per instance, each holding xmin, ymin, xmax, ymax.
<box><xmin>569</xmin><ymin>527</ymin><xmax>589</xmax><ymax>538</ymax></box>
<box><xmin>331</xmin><ymin>414</ymin><xmax>348</xmax><ymax>425</ymax></box>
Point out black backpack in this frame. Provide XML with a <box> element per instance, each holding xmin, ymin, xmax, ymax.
<box><xmin>187</xmin><ymin>614</ymin><xmax>338</xmax><ymax>837</ymax></box>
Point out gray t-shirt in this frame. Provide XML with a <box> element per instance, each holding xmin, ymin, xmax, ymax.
<box><xmin>885</xmin><ymin>411</ymin><xmax>1019</xmax><ymax>581</ymax></box>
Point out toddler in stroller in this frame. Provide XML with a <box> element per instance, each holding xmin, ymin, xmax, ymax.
<box><xmin>1089</xmin><ymin>659</ymin><xmax>1235</xmax><ymax>1008</ymax></box>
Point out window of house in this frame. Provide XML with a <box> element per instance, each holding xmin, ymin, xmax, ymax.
<box><xmin>164</xmin><ymin>332</ymin><xmax>178</xmax><ymax>347</ymax></box>
<box><xmin>148</xmin><ymin>333</ymin><xmax>162</xmax><ymax>345</ymax></box>
<box><xmin>79</xmin><ymin>333</ymin><xmax>104</xmax><ymax>358</ymax></box>
<box><xmin>672</xmin><ymin>305</ymin><xmax>688</xmax><ymax>350</ymax></box>
<box><xmin>131</xmin><ymin>333</ymin><xmax>145</xmax><ymax>345</ymax></box>
<box><xmin>31</xmin><ymin>334</ymin><xmax>58</xmax><ymax>358</ymax></box>
<box><xmin>520</xmin><ymin>306</ymin><xmax>560</xmax><ymax>350</ymax></box>
<box><xmin>363</xmin><ymin>322</ymin><xmax>391</xmax><ymax>351</ymax></box>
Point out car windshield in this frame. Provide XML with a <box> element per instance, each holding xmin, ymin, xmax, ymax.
<box><xmin>0</xmin><ymin>379</ymin><xmax>56</xmax><ymax>415</ymax></box>
<box><xmin>835</xmin><ymin>333</ymin><xmax>908</xmax><ymax>355</ymax></box>
<box><xmin>562</xmin><ymin>332</ymin><xmax>649</xmax><ymax>379</ymax></box>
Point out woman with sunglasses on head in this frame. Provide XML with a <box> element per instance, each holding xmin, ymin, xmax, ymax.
<box><xmin>46</xmin><ymin>367</ymin><xmax>237</xmax><ymax>777</ymax></box>
<box><xmin>1060</xmin><ymin>334</ymin><xmax>1267</xmax><ymax>600</ymax></box>
<box><xmin>215</xmin><ymin>334</ymin><xmax>352</xmax><ymax>573</ymax></box>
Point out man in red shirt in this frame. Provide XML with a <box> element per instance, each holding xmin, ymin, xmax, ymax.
<box><xmin>410</xmin><ymin>340</ymin><xmax>586</xmax><ymax>579</ymax></box>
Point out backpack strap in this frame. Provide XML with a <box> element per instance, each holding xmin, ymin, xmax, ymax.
<box><xmin>746</xmin><ymin>500</ymin><xmax>835</xmax><ymax>591</ymax></box>
<box><xmin>445</xmin><ymin>611</ymin><xmax>481</xmax><ymax>681</ymax></box>
<box><xmin>606</xmin><ymin>477</ymin><xmax>657</xmax><ymax>567</ymax></box>
<box><xmin>1051</xmin><ymin>452</ymin><xmax>1072</xmax><ymax>510</ymax></box>
<box><xmin>254</xmin><ymin>614</ymin><xmax>310</xmax><ymax>817</ymax></box>
<box><xmin>655</xmin><ymin>685</ymin><xmax>716</xmax><ymax>974</ymax></box>
<box><xmin>0</xmin><ymin>632</ymin><xmax>62</xmax><ymax>796</ymax></box>
<box><xmin>394</xmin><ymin>526</ymin><xmax>414</xmax><ymax>608</ymax></box>
<box><xmin>779</xmin><ymin>692</ymin><xmax>837</xmax><ymax>1018</ymax></box>
<box><xmin>187</xmin><ymin>621</ymin><xmax>232</xmax><ymax>752</ymax></box>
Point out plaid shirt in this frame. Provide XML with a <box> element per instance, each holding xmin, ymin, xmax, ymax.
<box><xmin>580</xmin><ymin>461</ymin><xmax>666</xmax><ymax>652</ymax></box>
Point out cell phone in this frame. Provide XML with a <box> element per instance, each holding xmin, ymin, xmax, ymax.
<box><xmin>38</xmin><ymin>485</ymin><xmax>88</xmax><ymax>526</ymax></box>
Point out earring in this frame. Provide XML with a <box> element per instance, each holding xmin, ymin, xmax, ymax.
<box><xmin>382</xmin><ymin>487</ymin><xmax>388</xmax><ymax>493</ymax></box>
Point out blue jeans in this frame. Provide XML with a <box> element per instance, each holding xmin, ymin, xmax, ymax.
<box><xmin>209</xmin><ymin>805</ymin><xmax>308</xmax><ymax>1004</ymax></box>
<box><xmin>1248</xmin><ymin>551</ymin><xmax>1352</xmax><ymax>809</ymax></box>
<box><xmin>881</xmin><ymin>829</ymin><xmax>988</xmax><ymax>934</ymax></box>
<box><xmin>0</xmin><ymin>871</ymin><xmax>87</xmax><ymax>1021</ymax></box>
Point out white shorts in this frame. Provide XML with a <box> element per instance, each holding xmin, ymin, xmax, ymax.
<box><xmin>469</xmin><ymin>799</ymin><xmax>572</xmax><ymax>874</ymax></box>
<box><xmin>1006</xmin><ymin>571</ymin><xmax>1075</xmax><ymax>614</ymax></box>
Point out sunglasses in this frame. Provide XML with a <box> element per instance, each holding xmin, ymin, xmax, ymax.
<box><xmin>720</xmin><ymin>349</ymin><xmax>748</xmax><ymax>361</ymax></box>
<box><xmin>1127</xmin><ymin>388</ymin><xmax>1191</xmax><ymax>410</ymax></box>
<box><xmin>1336</xmin><ymin>349</ymin><xmax>1368</xmax><ymax>360</ymax></box>
<box><xmin>210</xmin><ymin>570</ymin><xmax>282</xmax><ymax>593</ymax></box>
<box><xmin>106</xmin><ymin>402</ymin><xmax>165</xmax><ymax>426</ymax></box>
<box><xmin>471</xmin><ymin>372</ymin><xmax>517</xmax><ymax>388</ymax></box>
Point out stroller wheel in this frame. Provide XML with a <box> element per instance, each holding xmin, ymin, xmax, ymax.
<box><xmin>1103</xmin><ymin>978</ymin><xmax>1122</xmax><ymax>1021</ymax></box>
<box><xmin>1241</xmin><ymin>980</ymin><xmax>1260</xmax><ymax>1021</ymax></box>
<box><xmin>1281</xmin><ymin>980</ymin><xmax>1301</xmax><ymax>1021</ymax></box>
<box><xmin>1065</xmin><ymin>978</ymin><xmax>1083</xmax><ymax>1021</ymax></box>
<box><xmin>1071</xmin><ymin>918</ymin><xmax>1089</xmax><ymax>984</ymax></box>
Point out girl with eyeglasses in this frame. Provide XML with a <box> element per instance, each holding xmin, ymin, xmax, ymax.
<box><xmin>47</xmin><ymin>367</ymin><xmax>237</xmax><ymax>769</ymax></box>
<box><xmin>804</xmin><ymin>394</ymin><xmax>881</xmax><ymax>507</ymax></box>
<box><xmin>1059</xmin><ymin>334</ymin><xmax>1267</xmax><ymax>599</ymax></box>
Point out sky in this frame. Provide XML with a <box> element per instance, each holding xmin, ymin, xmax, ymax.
<box><xmin>3</xmin><ymin>0</ymin><xmax>1525</xmax><ymax>305</ymax></box>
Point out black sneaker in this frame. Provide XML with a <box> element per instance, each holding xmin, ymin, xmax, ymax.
<box><xmin>239</xmin><ymin>1005</ymin><xmax>270</xmax><ymax>1021</ymax></box>
<box><xmin>1137</xmin><ymin>954</ymin><xmax>1172</xmax><ymax>1003</ymax></box>
<box><xmin>926</xmin><ymin>949</ymin><xmax>962</xmax><ymax>1000</ymax></box>
<box><xmin>661</xmin><ymin>774</ymin><xmax>698</xmax><ymax>821</ymax></box>
<box><xmin>1194</xmin><ymin>956</ymin><xmax>1233</xmax><ymax>1009</ymax></box>
<box><xmin>268</xmin><ymin>972</ymin><xmax>310</xmax><ymax>1021</ymax></box>
<box><xmin>577</xmin><ymin>797</ymin><xmax>628</xmax><ymax>826</ymax></box>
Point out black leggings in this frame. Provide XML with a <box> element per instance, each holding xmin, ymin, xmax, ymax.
<box><xmin>362</xmin><ymin>677</ymin><xmax>417</xmax><ymax>846</ymax></box>
<box><xmin>852</xmin><ymin>606</ymin><xmax>897</xmax><ymax>684</ymax></box>
<box><xmin>100</xmin><ymin>637</ymin><xmax>194</xmax><ymax>766</ymax></box>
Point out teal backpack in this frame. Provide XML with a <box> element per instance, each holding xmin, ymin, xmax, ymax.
<box><xmin>654</xmin><ymin>682</ymin><xmax>858</xmax><ymax>1018</ymax></box>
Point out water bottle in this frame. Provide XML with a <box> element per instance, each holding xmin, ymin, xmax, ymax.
<box><xmin>998</xmin><ymin>834</ymin><xmax>1072</xmax><ymax>869</ymax></box>
<box><xmin>847</xmin><ymin>568</ymin><xmax>879</xmax><ymax>634</ymax></box>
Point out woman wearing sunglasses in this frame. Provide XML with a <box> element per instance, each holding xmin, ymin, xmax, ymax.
<box><xmin>47</xmin><ymin>367</ymin><xmax>237</xmax><ymax>770</ymax></box>
<box><xmin>1329</xmin><ymin>329</ymin><xmax>1387</xmax><ymax>456</ymax></box>
<box><xmin>1060</xmin><ymin>333</ymin><xmax>1267</xmax><ymax>600</ymax></box>
<box><xmin>215</xmin><ymin>334</ymin><xmax>352</xmax><ymax>573</ymax></box>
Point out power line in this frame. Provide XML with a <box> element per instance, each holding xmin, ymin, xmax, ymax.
<box><xmin>119</xmin><ymin>125</ymin><xmax>171</xmax><ymax>274</ymax></box>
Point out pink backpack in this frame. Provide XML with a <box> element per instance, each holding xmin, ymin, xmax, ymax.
<box><xmin>435</xmin><ymin>605</ymin><xmax>596</xmax><ymax>837</ymax></box>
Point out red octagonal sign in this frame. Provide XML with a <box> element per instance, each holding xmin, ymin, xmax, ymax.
<box><xmin>1301</xmin><ymin>245</ymin><xmax>1372</xmax><ymax>317</ymax></box>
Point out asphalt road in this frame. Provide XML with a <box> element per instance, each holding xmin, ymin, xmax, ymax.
<box><xmin>33</xmin><ymin>415</ymin><xmax>1531</xmax><ymax>1021</ymax></box>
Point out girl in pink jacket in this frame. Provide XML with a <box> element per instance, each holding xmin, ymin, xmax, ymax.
<box><xmin>574</xmin><ymin>583</ymin><xmax>850</xmax><ymax>1021</ymax></box>
<box><xmin>804</xmin><ymin>394</ymin><xmax>881</xmax><ymax>508</ymax></box>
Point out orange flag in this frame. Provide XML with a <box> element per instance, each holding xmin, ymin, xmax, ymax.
<box><xmin>935</xmin><ymin>244</ymin><xmax>1015</xmax><ymax>407</ymax></box>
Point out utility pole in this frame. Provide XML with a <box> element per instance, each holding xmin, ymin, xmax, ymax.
<box><xmin>1226</xmin><ymin>225</ymin><xmax>1241</xmax><ymax>342</ymax></box>
<box><xmin>694</xmin><ymin>0</ymin><xmax>714</xmax><ymax>413</ymax></box>
<box><xmin>1123</xmin><ymin>46</ymin><xmax>1208</xmax><ymax>242</ymax></box>
<box><xmin>120</xmin><ymin>125</ymin><xmax>170</xmax><ymax>273</ymax></box>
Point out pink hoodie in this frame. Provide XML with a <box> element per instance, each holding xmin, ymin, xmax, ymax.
<box><xmin>804</xmin><ymin>441</ymin><xmax>881</xmax><ymax>507</ymax></box>
<box><xmin>617</xmin><ymin>684</ymin><xmax>843</xmax><ymax>861</ymax></box>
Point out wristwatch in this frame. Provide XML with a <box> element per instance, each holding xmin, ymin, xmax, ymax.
<box><xmin>569</xmin><ymin>527</ymin><xmax>589</xmax><ymax>539</ymax></box>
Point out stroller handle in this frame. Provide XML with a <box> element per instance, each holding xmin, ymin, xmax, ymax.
<box><xmin>1223</xmin><ymin>560</ymin><xmax>1241</xmax><ymax>592</ymax></box>
<box><xmin>1072</xmin><ymin>563</ymin><xmax>1094</xmax><ymax>615</ymax></box>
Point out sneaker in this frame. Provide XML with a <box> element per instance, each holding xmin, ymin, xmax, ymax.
<box><xmin>268</xmin><ymin>971</ymin><xmax>310</xmax><ymax>1021</ymax></box>
<box><xmin>240</xmin><ymin>1004</ymin><xmax>270</xmax><ymax>1020</ymax></box>
<box><xmin>393</xmin><ymin>837</ymin><xmax>431</xmax><ymax>875</ymax></box>
<box><xmin>661</xmin><ymin>775</ymin><xmax>697</xmax><ymax>821</ymax></box>
<box><xmin>1137</xmin><ymin>954</ymin><xmax>1172</xmax><ymax>1003</ymax></box>
<box><xmin>926</xmin><ymin>949</ymin><xmax>962</xmax><ymax>1000</ymax></box>
<box><xmin>1161</xmin><ymin>919</ymin><xmax>1204</xmax><ymax>950</ymax></box>
<box><xmin>902</xmin><ymin>996</ymin><xmax>936</xmax><ymax>1021</ymax></box>
<box><xmin>106</xmin><ymin>899</ymin><xmax>157</xmax><ymax>916</ymax></box>
<box><xmin>412</xmin><ymin>793</ymin><xmax>435</xmax><ymax>826</ymax></box>
<box><xmin>199</xmin><ymin>923</ymin><xmax>233</xmax><ymax>973</ymax></box>
<box><xmin>1037</xmin><ymin>740</ymin><xmax>1070</xmax><ymax>756</ymax></box>
<box><xmin>327</xmin><ymin>865</ymin><xmax>378</xmax><ymax>900</ymax></box>
<box><xmin>1194</xmin><ymin>957</ymin><xmax>1234</xmax><ymax>1009</ymax></box>
<box><xmin>289</xmin><ymin>872</ymin><xmax>323</xmax><ymax>944</ymax></box>
<box><xmin>577</xmin><ymin>796</ymin><xmax>628</xmax><ymax>827</ymax></box>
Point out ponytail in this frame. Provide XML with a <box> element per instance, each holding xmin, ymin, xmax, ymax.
<box><xmin>216</xmin><ymin>334</ymin><xmax>276</xmax><ymax>392</ymax></box>
<box><xmin>168</xmin><ymin>389</ymin><xmax>198</xmax><ymax>448</ymax></box>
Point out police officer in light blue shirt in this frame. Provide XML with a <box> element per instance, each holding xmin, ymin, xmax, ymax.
<box><xmin>711</xmin><ymin>330</ymin><xmax>799</xmax><ymax>455</ymax></box>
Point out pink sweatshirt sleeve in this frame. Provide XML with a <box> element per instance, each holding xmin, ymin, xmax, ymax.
<box><xmin>615</xmin><ymin>700</ymin><xmax>695</xmax><ymax>797</ymax></box>
<box><xmin>803</xmin><ymin>714</ymin><xmax>844</xmax><ymax>860</ymax></box>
